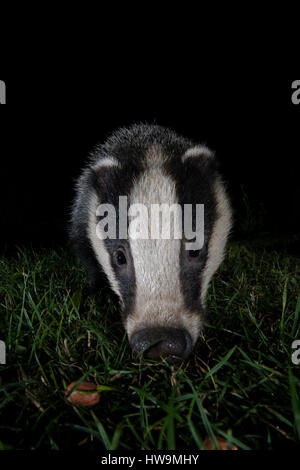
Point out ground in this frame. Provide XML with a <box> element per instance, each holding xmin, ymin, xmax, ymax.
<box><xmin>0</xmin><ymin>238</ymin><xmax>299</xmax><ymax>450</ymax></box>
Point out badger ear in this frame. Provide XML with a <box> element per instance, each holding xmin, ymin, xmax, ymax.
<box><xmin>90</xmin><ymin>156</ymin><xmax>121</xmax><ymax>195</ymax></box>
<box><xmin>182</xmin><ymin>145</ymin><xmax>219</xmax><ymax>174</ymax></box>
<box><xmin>182</xmin><ymin>145</ymin><xmax>215</xmax><ymax>163</ymax></box>
<box><xmin>91</xmin><ymin>156</ymin><xmax>120</xmax><ymax>173</ymax></box>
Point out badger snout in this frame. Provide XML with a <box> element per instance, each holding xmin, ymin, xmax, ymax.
<box><xmin>130</xmin><ymin>327</ymin><xmax>192</xmax><ymax>364</ymax></box>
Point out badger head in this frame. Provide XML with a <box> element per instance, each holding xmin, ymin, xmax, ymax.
<box><xmin>70</xmin><ymin>124</ymin><xmax>232</xmax><ymax>364</ymax></box>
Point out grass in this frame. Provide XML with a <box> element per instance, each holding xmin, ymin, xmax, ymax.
<box><xmin>0</xmin><ymin>241</ymin><xmax>299</xmax><ymax>451</ymax></box>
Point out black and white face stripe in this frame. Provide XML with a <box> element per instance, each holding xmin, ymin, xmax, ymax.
<box><xmin>125</xmin><ymin>146</ymin><xmax>193</xmax><ymax>341</ymax></box>
<box><xmin>70</xmin><ymin>124</ymin><xmax>232</xmax><ymax>353</ymax></box>
<box><xmin>166</xmin><ymin>145</ymin><xmax>219</xmax><ymax>320</ymax></box>
<box><xmin>88</xmin><ymin>153</ymin><xmax>142</xmax><ymax>317</ymax></box>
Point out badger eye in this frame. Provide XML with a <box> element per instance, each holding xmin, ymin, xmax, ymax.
<box><xmin>115</xmin><ymin>249</ymin><xmax>127</xmax><ymax>266</ymax></box>
<box><xmin>188</xmin><ymin>249</ymin><xmax>201</xmax><ymax>258</ymax></box>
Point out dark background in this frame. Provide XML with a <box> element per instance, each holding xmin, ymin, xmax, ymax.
<box><xmin>0</xmin><ymin>76</ymin><xmax>299</xmax><ymax>254</ymax></box>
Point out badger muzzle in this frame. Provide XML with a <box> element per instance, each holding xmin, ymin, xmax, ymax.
<box><xmin>130</xmin><ymin>327</ymin><xmax>192</xmax><ymax>364</ymax></box>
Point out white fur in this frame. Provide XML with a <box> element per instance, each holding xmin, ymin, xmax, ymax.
<box><xmin>92</xmin><ymin>156</ymin><xmax>120</xmax><ymax>171</ymax></box>
<box><xmin>88</xmin><ymin>192</ymin><xmax>122</xmax><ymax>300</ymax></box>
<box><xmin>182</xmin><ymin>145</ymin><xmax>214</xmax><ymax>163</ymax></box>
<box><xmin>200</xmin><ymin>178</ymin><xmax>232</xmax><ymax>303</ymax></box>
<box><xmin>87</xmin><ymin>156</ymin><xmax>122</xmax><ymax>300</ymax></box>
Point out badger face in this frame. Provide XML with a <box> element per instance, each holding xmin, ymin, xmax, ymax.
<box><xmin>70</xmin><ymin>125</ymin><xmax>232</xmax><ymax>363</ymax></box>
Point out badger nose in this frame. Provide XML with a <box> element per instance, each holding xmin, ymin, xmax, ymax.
<box><xmin>130</xmin><ymin>327</ymin><xmax>192</xmax><ymax>364</ymax></box>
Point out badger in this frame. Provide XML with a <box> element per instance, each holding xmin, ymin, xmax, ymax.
<box><xmin>70</xmin><ymin>124</ymin><xmax>232</xmax><ymax>364</ymax></box>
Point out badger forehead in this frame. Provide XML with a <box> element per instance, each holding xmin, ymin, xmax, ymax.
<box><xmin>128</xmin><ymin>151</ymin><xmax>182</xmax><ymax>307</ymax></box>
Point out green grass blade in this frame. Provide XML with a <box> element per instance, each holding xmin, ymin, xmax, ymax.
<box><xmin>90</xmin><ymin>410</ymin><xmax>111</xmax><ymax>449</ymax></box>
<box><xmin>291</xmin><ymin>292</ymin><xmax>300</xmax><ymax>337</ymax></box>
<box><xmin>280</xmin><ymin>277</ymin><xmax>289</xmax><ymax>339</ymax></box>
<box><xmin>204</xmin><ymin>345</ymin><xmax>237</xmax><ymax>380</ymax></box>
